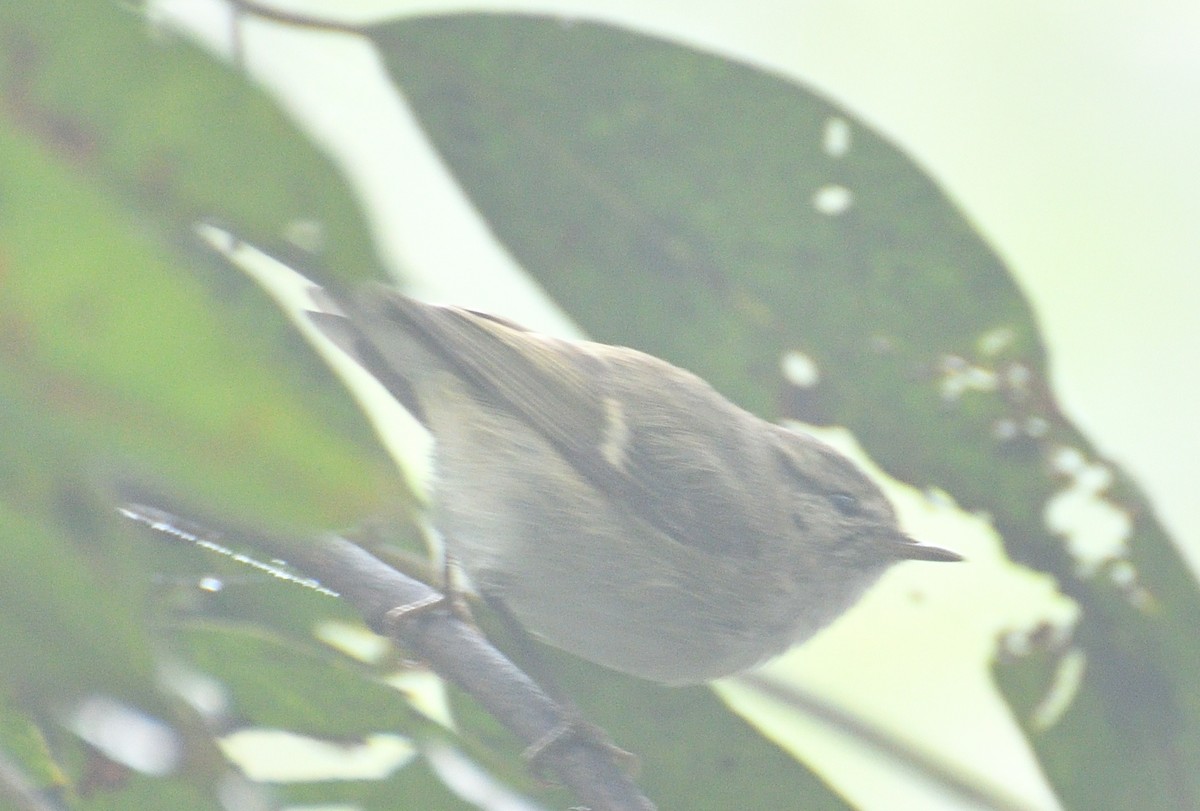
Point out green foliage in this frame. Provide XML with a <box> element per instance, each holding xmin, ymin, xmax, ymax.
<box><xmin>373</xmin><ymin>14</ymin><xmax>1200</xmax><ymax>810</ymax></box>
<box><xmin>0</xmin><ymin>3</ymin><xmax>1196</xmax><ymax>810</ymax></box>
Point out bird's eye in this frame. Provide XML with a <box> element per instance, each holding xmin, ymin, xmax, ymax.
<box><xmin>829</xmin><ymin>493</ymin><xmax>859</xmax><ymax>516</ymax></box>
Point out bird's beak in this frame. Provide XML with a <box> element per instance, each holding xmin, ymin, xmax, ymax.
<box><xmin>894</xmin><ymin>535</ymin><xmax>963</xmax><ymax>562</ymax></box>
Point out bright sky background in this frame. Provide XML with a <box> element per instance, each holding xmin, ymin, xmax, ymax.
<box><xmin>157</xmin><ymin>2</ymin><xmax>1200</xmax><ymax>809</ymax></box>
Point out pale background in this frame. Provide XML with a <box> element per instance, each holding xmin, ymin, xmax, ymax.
<box><xmin>157</xmin><ymin>2</ymin><xmax>1200</xmax><ymax>809</ymax></box>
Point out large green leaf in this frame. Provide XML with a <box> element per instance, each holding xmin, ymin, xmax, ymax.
<box><xmin>369</xmin><ymin>13</ymin><xmax>1200</xmax><ymax>810</ymax></box>
<box><xmin>0</xmin><ymin>2</ymin><xmax>410</xmax><ymax>806</ymax></box>
<box><xmin>0</xmin><ymin>2</ymin><xmax>400</xmax><ymax>527</ymax></box>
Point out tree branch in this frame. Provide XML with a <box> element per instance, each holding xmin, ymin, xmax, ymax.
<box><xmin>120</xmin><ymin>503</ymin><xmax>654</xmax><ymax>811</ymax></box>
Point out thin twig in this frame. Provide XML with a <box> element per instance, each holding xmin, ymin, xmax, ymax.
<box><xmin>226</xmin><ymin>0</ymin><xmax>366</xmax><ymax>36</ymax></box>
<box><xmin>737</xmin><ymin>673</ymin><xmax>1042</xmax><ymax>811</ymax></box>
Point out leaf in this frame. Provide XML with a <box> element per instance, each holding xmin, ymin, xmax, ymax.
<box><xmin>0</xmin><ymin>2</ymin><xmax>403</xmax><ymax>529</ymax></box>
<box><xmin>0</xmin><ymin>1</ymin><xmax>411</xmax><ymax>804</ymax></box>
<box><xmin>443</xmin><ymin>608</ymin><xmax>855</xmax><ymax>810</ymax></box>
<box><xmin>370</xmin><ymin>13</ymin><xmax>1200</xmax><ymax>810</ymax></box>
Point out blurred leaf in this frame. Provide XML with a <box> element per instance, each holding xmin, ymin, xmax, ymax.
<box><xmin>371</xmin><ymin>12</ymin><xmax>1200</xmax><ymax>810</ymax></box>
<box><xmin>0</xmin><ymin>2</ymin><xmax>402</xmax><ymax>529</ymax></box>
<box><xmin>273</xmin><ymin>756</ymin><xmax>477</xmax><ymax>811</ymax></box>
<box><xmin>0</xmin><ymin>494</ymin><xmax>231</xmax><ymax>810</ymax></box>
<box><xmin>180</xmin><ymin>626</ymin><xmax>415</xmax><ymax>737</ymax></box>
<box><xmin>0</xmin><ymin>1</ymin><xmax>409</xmax><ymax>805</ymax></box>
<box><xmin>0</xmin><ymin>501</ymin><xmax>155</xmax><ymax>710</ymax></box>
